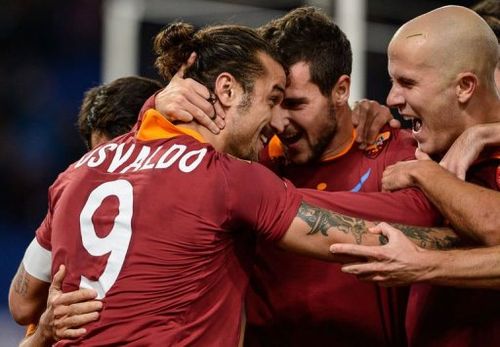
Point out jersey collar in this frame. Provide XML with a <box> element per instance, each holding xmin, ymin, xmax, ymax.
<box><xmin>136</xmin><ymin>109</ymin><xmax>206</xmax><ymax>143</ymax></box>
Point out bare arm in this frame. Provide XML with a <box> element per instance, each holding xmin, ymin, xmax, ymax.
<box><xmin>9</xmin><ymin>264</ymin><xmax>49</xmax><ymax>325</ymax></box>
<box><xmin>382</xmin><ymin>157</ymin><xmax>500</xmax><ymax>245</ymax></box>
<box><xmin>331</xmin><ymin>223</ymin><xmax>500</xmax><ymax>289</ymax></box>
<box><xmin>278</xmin><ymin>201</ymin><xmax>460</xmax><ymax>262</ymax></box>
<box><xmin>440</xmin><ymin>122</ymin><xmax>500</xmax><ymax>179</ymax></box>
<box><xmin>18</xmin><ymin>265</ymin><xmax>102</xmax><ymax>347</ymax></box>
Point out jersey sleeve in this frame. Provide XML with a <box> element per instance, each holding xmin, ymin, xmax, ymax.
<box><xmin>222</xmin><ymin>158</ymin><xmax>302</xmax><ymax>242</ymax></box>
<box><xmin>300</xmin><ymin>187</ymin><xmax>441</xmax><ymax>227</ymax></box>
<box><xmin>35</xmin><ymin>210</ymin><xmax>52</xmax><ymax>251</ymax></box>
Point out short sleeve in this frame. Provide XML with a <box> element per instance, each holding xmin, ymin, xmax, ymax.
<box><xmin>223</xmin><ymin>158</ymin><xmax>302</xmax><ymax>242</ymax></box>
<box><xmin>35</xmin><ymin>199</ymin><xmax>53</xmax><ymax>252</ymax></box>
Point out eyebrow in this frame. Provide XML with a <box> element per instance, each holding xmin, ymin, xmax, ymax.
<box><xmin>273</xmin><ymin>85</ymin><xmax>285</xmax><ymax>93</ymax></box>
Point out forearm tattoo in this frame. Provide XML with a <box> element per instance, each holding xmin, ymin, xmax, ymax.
<box><xmin>13</xmin><ymin>265</ymin><xmax>29</xmax><ymax>296</ymax></box>
<box><xmin>391</xmin><ymin>223</ymin><xmax>461</xmax><ymax>250</ymax></box>
<box><xmin>297</xmin><ymin>202</ymin><xmax>461</xmax><ymax>249</ymax></box>
<box><xmin>298</xmin><ymin>202</ymin><xmax>367</xmax><ymax>244</ymax></box>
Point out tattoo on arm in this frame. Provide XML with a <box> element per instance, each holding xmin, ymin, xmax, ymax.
<box><xmin>297</xmin><ymin>201</ymin><xmax>461</xmax><ymax>249</ymax></box>
<box><xmin>298</xmin><ymin>202</ymin><xmax>367</xmax><ymax>244</ymax></box>
<box><xmin>13</xmin><ymin>265</ymin><xmax>30</xmax><ymax>297</ymax></box>
<box><xmin>391</xmin><ymin>223</ymin><xmax>462</xmax><ymax>250</ymax></box>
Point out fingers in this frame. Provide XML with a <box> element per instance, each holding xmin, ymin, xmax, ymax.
<box><xmin>51</xmin><ymin>264</ymin><xmax>66</xmax><ymax>291</ymax></box>
<box><xmin>155</xmin><ymin>77</ymin><xmax>225</xmax><ymax>134</ymax></box>
<box><xmin>371</xmin><ymin>222</ymin><xmax>399</xmax><ymax>237</ymax></box>
<box><xmin>175</xmin><ymin>52</ymin><xmax>197</xmax><ymax>79</ymax></box>
<box><xmin>56</xmin><ymin>327</ymin><xmax>87</xmax><ymax>340</ymax></box>
<box><xmin>330</xmin><ymin>243</ymin><xmax>386</xmax><ymax>260</ymax></box>
<box><xmin>54</xmin><ymin>288</ymin><xmax>98</xmax><ymax>306</ymax></box>
<box><xmin>388</xmin><ymin>118</ymin><xmax>401</xmax><ymax>129</ymax></box>
<box><xmin>364</xmin><ymin>105</ymin><xmax>392</xmax><ymax>145</ymax></box>
<box><xmin>54</xmin><ymin>311</ymin><xmax>100</xmax><ymax>340</ymax></box>
<box><xmin>54</xmin><ymin>300</ymin><xmax>103</xmax><ymax>318</ymax></box>
<box><xmin>415</xmin><ymin>148</ymin><xmax>431</xmax><ymax>160</ymax></box>
<box><xmin>55</xmin><ymin>311</ymin><xmax>100</xmax><ymax>329</ymax></box>
<box><xmin>352</xmin><ymin>100</ymin><xmax>393</xmax><ymax>148</ymax></box>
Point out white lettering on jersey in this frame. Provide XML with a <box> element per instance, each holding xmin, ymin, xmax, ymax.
<box><xmin>139</xmin><ymin>146</ymin><xmax>163</xmax><ymax>171</ymax></box>
<box><xmin>179</xmin><ymin>148</ymin><xmax>208</xmax><ymax>173</ymax></box>
<box><xmin>88</xmin><ymin>143</ymin><xmax>118</xmax><ymax>167</ymax></box>
<box><xmin>155</xmin><ymin>144</ymin><xmax>187</xmax><ymax>169</ymax></box>
<box><xmin>108</xmin><ymin>143</ymin><xmax>136</xmax><ymax>173</ymax></box>
<box><xmin>120</xmin><ymin>146</ymin><xmax>151</xmax><ymax>173</ymax></box>
<box><xmin>76</xmin><ymin>141</ymin><xmax>207</xmax><ymax>174</ymax></box>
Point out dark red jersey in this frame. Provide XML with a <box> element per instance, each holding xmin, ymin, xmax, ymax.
<box><xmin>246</xmin><ymin>128</ymin><xmax>439</xmax><ymax>347</ymax></box>
<box><xmin>406</xmin><ymin>149</ymin><xmax>500</xmax><ymax>347</ymax></box>
<box><xmin>36</xmin><ymin>109</ymin><xmax>302</xmax><ymax>346</ymax></box>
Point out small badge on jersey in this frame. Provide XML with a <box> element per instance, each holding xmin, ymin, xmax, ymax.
<box><xmin>364</xmin><ymin>131</ymin><xmax>391</xmax><ymax>158</ymax></box>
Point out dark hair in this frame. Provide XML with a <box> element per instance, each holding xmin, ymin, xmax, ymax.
<box><xmin>259</xmin><ymin>6</ymin><xmax>352</xmax><ymax>96</ymax></box>
<box><xmin>77</xmin><ymin>76</ymin><xmax>163</xmax><ymax>148</ymax></box>
<box><xmin>472</xmin><ymin>0</ymin><xmax>500</xmax><ymax>42</ymax></box>
<box><xmin>154</xmin><ymin>22</ymin><xmax>282</xmax><ymax>94</ymax></box>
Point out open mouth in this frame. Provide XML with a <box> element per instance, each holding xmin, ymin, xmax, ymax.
<box><xmin>259</xmin><ymin>126</ymin><xmax>275</xmax><ymax>146</ymax></box>
<box><xmin>403</xmin><ymin>116</ymin><xmax>423</xmax><ymax>133</ymax></box>
<box><xmin>278</xmin><ymin>131</ymin><xmax>302</xmax><ymax>146</ymax></box>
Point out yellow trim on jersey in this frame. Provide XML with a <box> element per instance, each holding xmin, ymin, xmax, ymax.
<box><xmin>136</xmin><ymin>109</ymin><xmax>206</xmax><ymax>143</ymax></box>
<box><xmin>268</xmin><ymin>129</ymin><xmax>357</xmax><ymax>162</ymax></box>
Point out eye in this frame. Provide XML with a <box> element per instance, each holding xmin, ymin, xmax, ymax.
<box><xmin>398</xmin><ymin>77</ymin><xmax>416</xmax><ymax>88</ymax></box>
<box><xmin>269</xmin><ymin>94</ymin><xmax>283</xmax><ymax>107</ymax></box>
<box><xmin>282</xmin><ymin>98</ymin><xmax>305</xmax><ymax>110</ymax></box>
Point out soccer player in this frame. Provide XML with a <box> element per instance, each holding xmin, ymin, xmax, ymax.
<box><xmin>154</xmin><ymin>8</ymin><xmax>440</xmax><ymax>346</ymax></box>
<box><xmin>12</xmin><ymin>76</ymin><xmax>163</xmax><ymax>347</ymax></box>
<box><xmin>11</xmin><ymin>22</ymin><xmax>456</xmax><ymax>346</ymax></box>
<box><xmin>329</xmin><ymin>6</ymin><xmax>500</xmax><ymax>347</ymax></box>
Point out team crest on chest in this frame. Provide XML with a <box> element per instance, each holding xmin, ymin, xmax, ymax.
<box><xmin>364</xmin><ymin>131</ymin><xmax>391</xmax><ymax>158</ymax></box>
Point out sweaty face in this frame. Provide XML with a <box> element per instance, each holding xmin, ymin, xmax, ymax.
<box><xmin>274</xmin><ymin>62</ymin><xmax>337</xmax><ymax>164</ymax></box>
<box><xmin>225</xmin><ymin>53</ymin><xmax>286</xmax><ymax>161</ymax></box>
<box><xmin>386</xmin><ymin>38</ymin><xmax>465</xmax><ymax>156</ymax></box>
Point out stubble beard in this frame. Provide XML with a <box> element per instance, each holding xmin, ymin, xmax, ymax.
<box><xmin>305</xmin><ymin>102</ymin><xmax>338</xmax><ymax>163</ymax></box>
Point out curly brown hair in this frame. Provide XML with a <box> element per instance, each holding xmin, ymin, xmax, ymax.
<box><xmin>259</xmin><ymin>6</ymin><xmax>352</xmax><ymax>96</ymax></box>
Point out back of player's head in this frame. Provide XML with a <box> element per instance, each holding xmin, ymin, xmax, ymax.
<box><xmin>259</xmin><ymin>6</ymin><xmax>352</xmax><ymax>96</ymax></box>
<box><xmin>78</xmin><ymin>76</ymin><xmax>163</xmax><ymax>149</ymax></box>
<box><xmin>154</xmin><ymin>23</ymin><xmax>281</xmax><ymax>94</ymax></box>
<box><xmin>472</xmin><ymin>0</ymin><xmax>500</xmax><ymax>42</ymax></box>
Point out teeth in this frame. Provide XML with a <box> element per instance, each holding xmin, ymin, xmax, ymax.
<box><xmin>260</xmin><ymin>134</ymin><xmax>268</xmax><ymax>144</ymax></box>
<box><xmin>412</xmin><ymin>118</ymin><xmax>423</xmax><ymax>133</ymax></box>
<box><xmin>403</xmin><ymin>116</ymin><xmax>413</xmax><ymax>121</ymax></box>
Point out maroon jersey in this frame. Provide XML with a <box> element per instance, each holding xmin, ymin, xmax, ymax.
<box><xmin>36</xmin><ymin>109</ymin><xmax>302</xmax><ymax>346</ymax></box>
<box><xmin>406</xmin><ymin>149</ymin><xmax>500</xmax><ymax>347</ymax></box>
<box><xmin>246</xmin><ymin>128</ymin><xmax>440</xmax><ymax>347</ymax></box>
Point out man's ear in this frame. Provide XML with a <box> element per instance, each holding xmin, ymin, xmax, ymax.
<box><xmin>456</xmin><ymin>72</ymin><xmax>477</xmax><ymax>104</ymax></box>
<box><xmin>331</xmin><ymin>74</ymin><xmax>350</xmax><ymax>107</ymax></box>
<box><xmin>214</xmin><ymin>72</ymin><xmax>239</xmax><ymax>107</ymax></box>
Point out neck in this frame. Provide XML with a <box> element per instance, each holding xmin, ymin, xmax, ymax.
<box><xmin>465</xmin><ymin>89</ymin><xmax>500</xmax><ymax>127</ymax></box>
<box><xmin>320</xmin><ymin>105</ymin><xmax>355</xmax><ymax>160</ymax></box>
<box><xmin>180</xmin><ymin>122</ymin><xmax>227</xmax><ymax>152</ymax></box>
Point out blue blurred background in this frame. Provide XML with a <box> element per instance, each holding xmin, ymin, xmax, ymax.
<box><xmin>0</xmin><ymin>0</ymin><xmax>475</xmax><ymax>344</ymax></box>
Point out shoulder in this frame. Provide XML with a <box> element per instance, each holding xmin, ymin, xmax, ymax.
<box><xmin>366</xmin><ymin>126</ymin><xmax>416</xmax><ymax>162</ymax></box>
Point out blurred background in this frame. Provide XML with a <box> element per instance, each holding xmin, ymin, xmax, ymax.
<box><xmin>0</xmin><ymin>0</ymin><xmax>476</xmax><ymax>343</ymax></box>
